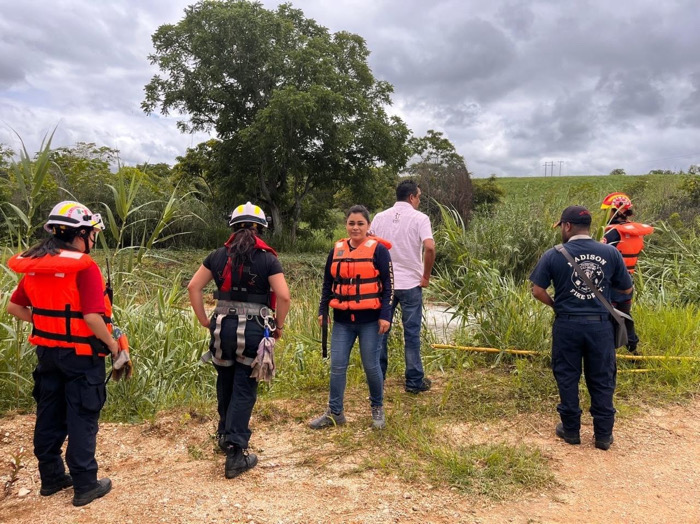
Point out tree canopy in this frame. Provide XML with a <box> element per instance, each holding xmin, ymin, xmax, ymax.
<box><xmin>407</xmin><ymin>130</ymin><xmax>473</xmax><ymax>223</ymax></box>
<box><xmin>143</xmin><ymin>0</ymin><xmax>410</xmax><ymax>238</ymax></box>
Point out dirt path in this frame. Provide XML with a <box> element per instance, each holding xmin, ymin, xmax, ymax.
<box><xmin>1</xmin><ymin>396</ymin><xmax>699</xmax><ymax>524</ymax></box>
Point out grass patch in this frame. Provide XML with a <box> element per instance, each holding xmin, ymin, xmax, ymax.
<box><xmin>292</xmin><ymin>367</ymin><xmax>556</xmax><ymax>498</ymax></box>
<box><xmin>2</xmin><ymin>172</ymin><xmax>700</xmax><ymax>498</ymax></box>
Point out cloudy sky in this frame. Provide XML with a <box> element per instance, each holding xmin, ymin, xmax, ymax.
<box><xmin>2</xmin><ymin>0</ymin><xmax>699</xmax><ymax>177</ymax></box>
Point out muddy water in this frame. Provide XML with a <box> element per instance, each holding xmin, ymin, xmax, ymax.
<box><xmin>423</xmin><ymin>302</ymin><xmax>462</xmax><ymax>343</ymax></box>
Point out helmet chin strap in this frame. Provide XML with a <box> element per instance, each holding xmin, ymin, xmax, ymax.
<box><xmin>79</xmin><ymin>228</ymin><xmax>92</xmax><ymax>254</ymax></box>
<box><xmin>606</xmin><ymin>207</ymin><xmax>624</xmax><ymax>226</ymax></box>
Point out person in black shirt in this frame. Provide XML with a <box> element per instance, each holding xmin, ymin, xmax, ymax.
<box><xmin>188</xmin><ymin>202</ymin><xmax>290</xmax><ymax>478</ymax></box>
<box><xmin>309</xmin><ymin>205</ymin><xmax>393</xmax><ymax>430</ymax></box>
<box><xmin>530</xmin><ymin>206</ymin><xmax>633</xmax><ymax>451</ymax></box>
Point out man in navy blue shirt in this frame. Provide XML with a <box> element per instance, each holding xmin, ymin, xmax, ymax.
<box><xmin>530</xmin><ymin>206</ymin><xmax>633</xmax><ymax>451</ymax></box>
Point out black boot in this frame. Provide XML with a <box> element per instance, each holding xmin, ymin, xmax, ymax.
<box><xmin>72</xmin><ymin>478</ymin><xmax>112</xmax><ymax>507</ymax></box>
<box><xmin>225</xmin><ymin>445</ymin><xmax>258</xmax><ymax>479</ymax></box>
<box><xmin>595</xmin><ymin>435</ymin><xmax>614</xmax><ymax>451</ymax></box>
<box><xmin>216</xmin><ymin>434</ymin><xmax>228</xmax><ymax>454</ymax></box>
<box><xmin>40</xmin><ymin>474</ymin><xmax>73</xmax><ymax>496</ymax></box>
<box><xmin>555</xmin><ymin>423</ymin><xmax>581</xmax><ymax>445</ymax></box>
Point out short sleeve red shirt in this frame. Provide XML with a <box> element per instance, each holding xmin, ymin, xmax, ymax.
<box><xmin>9</xmin><ymin>279</ymin><xmax>31</xmax><ymax>307</ymax></box>
<box><xmin>10</xmin><ymin>262</ymin><xmax>105</xmax><ymax>314</ymax></box>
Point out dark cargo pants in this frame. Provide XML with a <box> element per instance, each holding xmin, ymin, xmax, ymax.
<box><xmin>32</xmin><ymin>346</ymin><xmax>106</xmax><ymax>493</ymax></box>
<box><xmin>214</xmin><ymin>361</ymin><xmax>259</xmax><ymax>449</ymax></box>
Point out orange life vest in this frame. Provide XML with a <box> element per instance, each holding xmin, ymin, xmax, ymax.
<box><xmin>7</xmin><ymin>250</ymin><xmax>113</xmax><ymax>357</ymax></box>
<box><xmin>604</xmin><ymin>221</ymin><xmax>654</xmax><ymax>274</ymax></box>
<box><xmin>329</xmin><ymin>237</ymin><xmax>391</xmax><ymax>311</ymax></box>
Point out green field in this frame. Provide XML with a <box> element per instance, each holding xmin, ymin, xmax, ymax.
<box><xmin>2</xmin><ymin>172</ymin><xmax>699</xmax><ymax>497</ymax></box>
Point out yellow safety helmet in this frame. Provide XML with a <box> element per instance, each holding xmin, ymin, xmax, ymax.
<box><xmin>228</xmin><ymin>202</ymin><xmax>268</xmax><ymax>228</ymax></box>
<box><xmin>44</xmin><ymin>201</ymin><xmax>105</xmax><ymax>233</ymax></box>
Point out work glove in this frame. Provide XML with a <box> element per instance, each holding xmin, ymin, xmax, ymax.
<box><xmin>112</xmin><ymin>350</ymin><xmax>133</xmax><ymax>381</ymax></box>
<box><xmin>250</xmin><ymin>335</ymin><xmax>275</xmax><ymax>383</ymax></box>
<box><xmin>111</xmin><ymin>326</ymin><xmax>133</xmax><ymax>381</ymax></box>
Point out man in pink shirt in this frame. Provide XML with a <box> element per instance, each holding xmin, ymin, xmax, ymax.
<box><xmin>370</xmin><ymin>180</ymin><xmax>436</xmax><ymax>393</ymax></box>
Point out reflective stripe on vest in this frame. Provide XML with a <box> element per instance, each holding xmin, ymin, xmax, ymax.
<box><xmin>329</xmin><ymin>238</ymin><xmax>383</xmax><ymax>311</ymax></box>
<box><xmin>7</xmin><ymin>250</ymin><xmax>113</xmax><ymax>356</ymax></box>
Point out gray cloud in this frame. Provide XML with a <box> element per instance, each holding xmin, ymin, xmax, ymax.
<box><xmin>497</xmin><ymin>1</ymin><xmax>535</xmax><ymax>39</ymax></box>
<box><xmin>600</xmin><ymin>70</ymin><xmax>665</xmax><ymax>120</ymax></box>
<box><xmin>1</xmin><ymin>0</ymin><xmax>699</xmax><ymax>176</ymax></box>
<box><xmin>678</xmin><ymin>72</ymin><xmax>700</xmax><ymax>128</ymax></box>
<box><xmin>376</xmin><ymin>17</ymin><xmax>518</xmax><ymax>104</ymax></box>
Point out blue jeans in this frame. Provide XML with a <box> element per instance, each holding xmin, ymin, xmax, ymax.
<box><xmin>378</xmin><ymin>286</ymin><xmax>425</xmax><ymax>389</ymax></box>
<box><xmin>329</xmin><ymin>320</ymin><xmax>383</xmax><ymax>413</ymax></box>
<box><xmin>552</xmin><ymin>316</ymin><xmax>617</xmax><ymax>438</ymax></box>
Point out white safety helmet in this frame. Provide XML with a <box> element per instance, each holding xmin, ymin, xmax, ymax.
<box><xmin>228</xmin><ymin>202</ymin><xmax>268</xmax><ymax>228</ymax></box>
<box><xmin>44</xmin><ymin>201</ymin><xmax>105</xmax><ymax>233</ymax></box>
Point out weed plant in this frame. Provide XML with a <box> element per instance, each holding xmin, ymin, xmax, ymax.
<box><xmin>431</xmin><ymin>190</ymin><xmax>700</xmax><ymax>409</ymax></box>
<box><xmin>2</xmin><ymin>172</ymin><xmax>700</xmax><ymax>496</ymax></box>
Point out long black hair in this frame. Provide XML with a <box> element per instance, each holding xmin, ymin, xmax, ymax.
<box><xmin>21</xmin><ymin>227</ymin><xmax>88</xmax><ymax>258</ymax></box>
<box><xmin>228</xmin><ymin>223</ymin><xmax>262</xmax><ymax>267</ymax></box>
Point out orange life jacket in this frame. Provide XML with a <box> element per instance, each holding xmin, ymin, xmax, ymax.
<box><xmin>604</xmin><ymin>221</ymin><xmax>654</xmax><ymax>274</ymax></box>
<box><xmin>7</xmin><ymin>250</ymin><xmax>112</xmax><ymax>357</ymax></box>
<box><xmin>329</xmin><ymin>237</ymin><xmax>391</xmax><ymax>311</ymax></box>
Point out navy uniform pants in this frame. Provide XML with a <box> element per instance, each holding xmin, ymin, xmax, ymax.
<box><xmin>214</xmin><ymin>361</ymin><xmax>259</xmax><ymax>449</ymax></box>
<box><xmin>32</xmin><ymin>346</ymin><xmax>106</xmax><ymax>493</ymax></box>
<box><xmin>552</xmin><ymin>316</ymin><xmax>617</xmax><ymax>438</ymax></box>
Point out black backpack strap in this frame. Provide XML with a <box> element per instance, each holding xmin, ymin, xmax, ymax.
<box><xmin>554</xmin><ymin>244</ymin><xmax>627</xmax><ymax>326</ymax></box>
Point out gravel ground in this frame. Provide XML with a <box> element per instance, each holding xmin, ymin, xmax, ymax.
<box><xmin>1</xmin><ymin>395</ymin><xmax>698</xmax><ymax>524</ymax></box>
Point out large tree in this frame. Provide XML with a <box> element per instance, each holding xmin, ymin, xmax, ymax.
<box><xmin>407</xmin><ymin>130</ymin><xmax>473</xmax><ymax>223</ymax></box>
<box><xmin>172</xmin><ymin>139</ymin><xmax>222</xmax><ymax>201</ymax></box>
<box><xmin>143</xmin><ymin>0</ymin><xmax>409</xmax><ymax>238</ymax></box>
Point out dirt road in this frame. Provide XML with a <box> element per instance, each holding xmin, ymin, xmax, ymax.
<box><xmin>1</xmin><ymin>397</ymin><xmax>698</xmax><ymax>523</ymax></box>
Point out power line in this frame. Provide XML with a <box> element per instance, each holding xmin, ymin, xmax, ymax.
<box><xmin>542</xmin><ymin>160</ymin><xmax>565</xmax><ymax>176</ymax></box>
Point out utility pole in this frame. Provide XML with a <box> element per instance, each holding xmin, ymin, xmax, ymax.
<box><xmin>543</xmin><ymin>161</ymin><xmax>556</xmax><ymax>177</ymax></box>
<box><xmin>558</xmin><ymin>160</ymin><xmax>564</xmax><ymax>176</ymax></box>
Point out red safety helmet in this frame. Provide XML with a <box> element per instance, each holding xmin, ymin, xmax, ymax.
<box><xmin>601</xmin><ymin>192</ymin><xmax>633</xmax><ymax>215</ymax></box>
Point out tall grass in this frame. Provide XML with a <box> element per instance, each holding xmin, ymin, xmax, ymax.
<box><xmin>102</xmin><ymin>271</ymin><xmax>216</xmax><ymax>421</ymax></box>
<box><xmin>0</xmin><ymin>256</ymin><xmax>213</xmax><ymax>417</ymax></box>
<box><xmin>2</xmin><ymin>172</ymin><xmax>700</xmax><ymax>495</ymax></box>
<box><xmin>0</xmin><ymin>264</ymin><xmax>34</xmax><ymax>412</ymax></box>
<box><xmin>432</xmin><ymin>205</ymin><xmax>552</xmax><ymax>353</ymax></box>
<box><xmin>430</xmin><ymin>193</ymin><xmax>700</xmax><ymax>404</ymax></box>
<box><xmin>638</xmin><ymin>221</ymin><xmax>700</xmax><ymax>306</ymax></box>
<box><xmin>0</xmin><ymin>250</ymin><xmax>400</xmax><ymax>418</ymax></box>
<box><xmin>1</xmin><ymin>129</ymin><xmax>57</xmax><ymax>250</ymax></box>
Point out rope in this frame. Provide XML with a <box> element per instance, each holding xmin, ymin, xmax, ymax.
<box><xmin>430</xmin><ymin>344</ymin><xmax>700</xmax><ymax>362</ymax></box>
